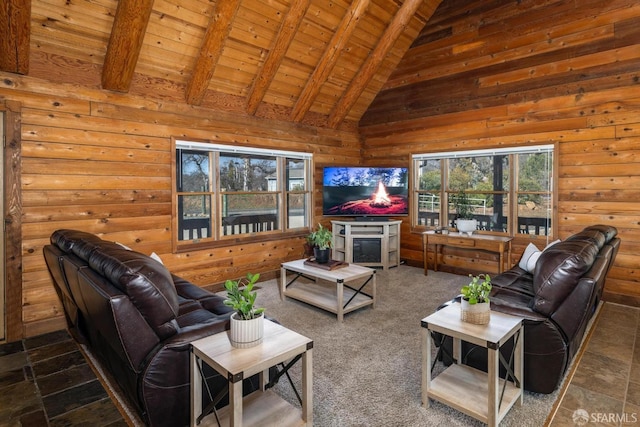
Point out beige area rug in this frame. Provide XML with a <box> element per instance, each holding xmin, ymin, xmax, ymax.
<box><xmin>259</xmin><ymin>265</ymin><xmax>595</xmax><ymax>427</ymax></box>
<box><xmin>80</xmin><ymin>265</ymin><xmax>597</xmax><ymax>426</ymax></box>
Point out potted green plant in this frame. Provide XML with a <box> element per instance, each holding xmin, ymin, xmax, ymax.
<box><xmin>309</xmin><ymin>223</ymin><xmax>333</xmax><ymax>263</ymax></box>
<box><xmin>452</xmin><ymin>191</ymin><xmax>477</xmax><ymax>235</ymax></box>
<box><xmin>460</xmin><ymin>273</ymin><xmax>492</xmax><ymax>324</ymax></box>
<box><xmin>224</xmin><ymin>272</ymin><xmax>265</xmax><ymax>348</ymax></box>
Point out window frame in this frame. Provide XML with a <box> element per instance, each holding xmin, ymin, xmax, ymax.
<box><xmin>172</xmin><ymin>138</ymin><xmax>313</xmax><ymax>252</ymax></box>
<box><xmin>411</xmin><ymin>144</ymin><xmax>557</xmax><ymax>241</ymax></box>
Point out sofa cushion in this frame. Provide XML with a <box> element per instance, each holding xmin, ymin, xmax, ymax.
<box><xmin>86</xmin><ymin>245</ymin><xmax>180</xmax><ymax>340</ymax></box>
<box><xmin>491</xmin><ymin>267</ymin><xmax>535</xmax><ymax>298</ymax></box>
<box><xmin>518</xmin><ymin>243</ymin><xmax>541</xmax><ymax>272</ymax></box>
<box><xmin>532</xmin><ymin>240</ymin><xmax>600</xmax><ymax>316</ymax></box>
<box><xmin>517</xmin><ymin>240</ymin><xmax>561</xmax><ymax>273</ymax></box>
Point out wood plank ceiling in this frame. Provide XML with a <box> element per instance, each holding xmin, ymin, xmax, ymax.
<box><xmin>0</xmin><ymin>0</ymin><xmax>443</xmax><ymax>129</ymax></box>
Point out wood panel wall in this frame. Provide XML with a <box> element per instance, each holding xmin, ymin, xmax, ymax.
<box><xmin>3</xmin><ymin>0</ymin><xmax>639</xmax><ymax>340</ymax></box>
<box><xmin>0</xmin><ymin>73</ymin><xmax>361</xmax><ymax>340</ymax></box>
<box><xmin>360</xmin><ymin>0</ymin><xmax>640</xmax><ymax>305</ymax></box>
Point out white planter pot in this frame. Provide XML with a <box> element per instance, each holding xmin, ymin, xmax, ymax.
<box><xmin>229</xmin><ymin>312</ymin><xmax>264</xmax><ymax>348</ymax></box>
<box><xmin>456</xmin><ymin>219</ymin><xmax>477</xmax><ymax>236</ymax></box>
<box><xmin>460</xmin><ymin>299</ymin><xmax>490</xmax><ymax>325</ymax></box>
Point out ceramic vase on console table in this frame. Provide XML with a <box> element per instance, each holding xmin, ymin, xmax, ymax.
<box><xmin>456</xmin><ymin>219</ymin><xmax>477</xmax><ymax>236</ymax></box>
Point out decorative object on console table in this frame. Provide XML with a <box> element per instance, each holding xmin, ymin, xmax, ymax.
<box><xmin>224</xmin><ymin>273</ymin><xmax>265</xmax><ymax>348</ymax></box>
<box><xmin>460</xmin><ymin>273</ymin><xmax>492</xmax><ymax>324</ymax></box>
<box><xmin>309</xmin><ymin>223</ymin><xmax>333</xmax><ymax>263</ymax></box>
<box><xmin>453</xmin><ymin>190</ymin><xmax>477</xmax><ymax>236</ymax></box>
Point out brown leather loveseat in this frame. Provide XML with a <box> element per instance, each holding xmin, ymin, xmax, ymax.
<box><xmin>43</xmin><ymin>229</ymin><xmax>260</xmax><ymax>426</ymax></box>
<box><xmin>439</xmin><ymin>225</ymin><xmax>620</xmax><ymax>394</ymax></box>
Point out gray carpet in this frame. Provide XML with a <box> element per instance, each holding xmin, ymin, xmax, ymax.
<box><xmin>259</xmin><ymin>265</ymin><xmax>565</xmax><ymax>427</ymax></box>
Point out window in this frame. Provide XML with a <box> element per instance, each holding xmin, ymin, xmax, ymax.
<box><xmin>413</xmin><ymin>145</ymin><xmax>555</xmax><ymax>238</ymax></box>
<box><xmin>174</xmin><ymin>140</ymin><xmax>312</xmax><ymax>248</ymax></box>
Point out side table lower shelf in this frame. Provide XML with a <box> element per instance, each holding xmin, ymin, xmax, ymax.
<box><xmin>210</xmin><ymin>390</ymin><xmax>305</xmax><ymax>427</ymax></box>
<box><xmin>428</xmin><ymin>364</ymin><xmax>521</xmax><ymax>424</ymax></box>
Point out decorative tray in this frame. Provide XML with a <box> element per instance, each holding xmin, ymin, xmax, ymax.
<box><xmin>303</xmin><ymin>258</ymin><xmax>349</xmax><ymax>270</ymax></box>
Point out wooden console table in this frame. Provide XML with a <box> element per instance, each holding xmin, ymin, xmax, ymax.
<box><xmin>422</xmin><ymin>231</ymin><xmax>513</xmax><ymax>275</ymax></box>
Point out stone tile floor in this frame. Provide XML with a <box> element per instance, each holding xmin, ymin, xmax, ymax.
<box><xmin>0</xmin><ymin>302</ymin><xmax>638</xmax><ymax>426</ymax></box>
<box><xmin>0</xmin><ymin>329</ymin><xmax>125</xmax><ymax>426</ymax></box>
<box><xmin>548</xmin><ymin>302</ymin><xmax>640</xmax><ymax>426</ymax></box>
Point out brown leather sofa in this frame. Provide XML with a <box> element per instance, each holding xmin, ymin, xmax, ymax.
<box><xmin>438</xmin><ymin>225</ymin><xmax>620</xmax><ymax>394</ymax></box>
<box><xmin>43</xmin><ymin>229</ymin><xmax>260</xmax><ymax>426</ymax></box>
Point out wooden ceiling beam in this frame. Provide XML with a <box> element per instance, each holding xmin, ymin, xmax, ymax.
<box><xmin>186</xmin><ymin>0</ymin><xmax>242</xmax><ymax>106</ymax></box>
<box><xmin>328</xmin><ymin>0</ymin><xmax>443</xmax><ymax>128</ymax></box>
<box><xmin>0</xmin><ymin>0</ymin><xmax>30</xmax><ymax>75</ymax></box>
<box><xmin>246</xmin><ymin>0</ymin><xmax>312</xmax><ymax>115</ymax></box>
<box><xmin>101</xmin><ymin>0</ymin><xmax>154</xmax><ymax>92</ymax></box>
<box><xmin>291</xmin><ymin>0</ymin><xmax>371</xmax><ymax>123</ymax></box>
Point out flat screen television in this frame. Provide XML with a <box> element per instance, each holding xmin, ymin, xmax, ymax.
<box><xmin>322</xmin><ymin>167</ymin><xmax>409</xmax><ymax>218</ymax></box>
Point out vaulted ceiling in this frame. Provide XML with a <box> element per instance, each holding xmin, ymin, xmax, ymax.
<box><xmin>0</xmin><ymin>0</ymin><xmax>442</xmax><ymax>129</ymax></box>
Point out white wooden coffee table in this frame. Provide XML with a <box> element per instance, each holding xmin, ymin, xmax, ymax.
<box><xmin>280</xmin><ymin>259</ymin><xmax>376</xmax><ymax>322</ymax></box>
<box><xmin>421</xmin><ymin>302</ymin><xmax>523</xmax><ymax>427</ymax></box>
<box><xmin>190</xmin><ymin>319</ymin><xmax>313</xmax><ymax>426</ymax></box>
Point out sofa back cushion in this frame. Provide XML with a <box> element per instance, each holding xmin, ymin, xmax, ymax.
<box><xmin>532</xmin><ymin>239</ymin><xmax>600</xmax><ymax>316</ymax></box>
<box><xmin>51</xmin><ymin>229</ymin><xmax>180</xmax><ymax>340</ymax></box>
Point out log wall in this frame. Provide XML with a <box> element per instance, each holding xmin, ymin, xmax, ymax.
<box><xmin>360</xmin><ymin>0</ymin><xmax>640</xmax><ymax>305</ymax></box>
<box><xmin>3</xmin><ymin>0</ymin><xmax>640</xmax><ymax>340</ymax></box>
<box><xmin>1</xmin><ymin>73</ymin><xmax>361</xmax><ymax>339</ymax></box>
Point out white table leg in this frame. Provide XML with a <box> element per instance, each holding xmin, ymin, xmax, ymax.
<box><xmin>422</xmin><ymin>327</ymin><xmax>431</xmax><ymax>408</ymax></box>
<box><xmin>337</xmin><ymin>279</ymin><xmax>344</xmax><ymax>322</ymax></box>
<box><xmin>280</xmin><ymin>266</ymin><xmax>286</xmax><ymax>301</ymax></box>
<box><xmin>230</xmin><ymin>378</ymin><xmax>243</xmax><ymax>427</ymax></box>
<box><xmin>302</xmin><ymin>347</ymin><xmax>313</xmax><ymax>424</ymax></box>
<box><xmin>372</xmin><ymin>272</ymin><xmax>377</xmax><ymax>309</ymax></box>
<box><xmin>488</xmin><ymin>345</ymin><xmax>498</xmax><ymax>427</ymax></box>
<box><xmin>190</xmin><ymin>351</ymin><xmax>202</xmax><ymax>426</ymax></box>
<box><xmin>516</xmin><ymin>325</ymin><xmax>524</xmax><ymax>405</ymax></box>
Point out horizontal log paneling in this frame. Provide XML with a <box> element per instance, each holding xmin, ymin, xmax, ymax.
<box><xmin>2</xmin><ymin>0</ymin><xmax>640</xmax><ymax>340</ymax></box>
<box><xmin>362</xmin><ymin>0</ymin><xmax>640</xmax><ymax>305</ymax></box>
<box><xmin>1</xmin><ymin>70</ymin><xmax>360</xmax><ymax>338</ymax></box>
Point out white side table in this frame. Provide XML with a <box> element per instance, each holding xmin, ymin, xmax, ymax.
<box><xmin>421</xmin><ymin>303</ymin><xmax>523</xmax><ymax>426</ymax></box>
<box><xmin>191</xmin><ymin>320</ymin><xmax>313</xmax><ymax>426</ymax></box>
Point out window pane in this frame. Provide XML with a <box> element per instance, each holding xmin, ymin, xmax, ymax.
<box><xmin>219</xmin><ymin>154</ymin><xmax>276</xmax><ymax>191</ymax></box>
<box><xmin>518</xmin><ymin>152</ymin><xmax>552</xmax><ymax>191</ymax></box>
<box><xmin>287</xmin><ymin>158</ymin><xmax>306</xmax><ymax>190</ymax></box>
<box><xmin>447</xmin><ymin>192</ymin><xmax>509</xmax><ymax>232</ymax></box>
<box><xmin>287</xmin><ymin>193</ymin><xmax>307</xmax><ymax>228</ymax></box>
<box><xmin>179</xmin><ymin>151</ymin><xmax>210</xmax><ymax>192</ymax></box>
<box><xmin>220</xmin><ymin>193</ymin><xmax>279</xmax><ymax>235</ymax></box>
<box><xmin>518</xmin><ymin>152</ymin><xmax>552</xmax><ymax>236</ymax></box>
<box><xmin>417</xmin><ymin>159</ymin><xmax>441</xmax><ymax>191</ymax></box>
<box><xmin>448</xmin><ymin>155</ymin><xmax>509</xmax><ymax>192</ymax></box>
<box><xmin>178</xmin><ymin>194</ymin><xmax>211</xmax><ymax>241</ymax></box>
<box><xmin>518</xmin><ymin>196</ymin><xmax>551</xmax><ymax>235</ymax></box>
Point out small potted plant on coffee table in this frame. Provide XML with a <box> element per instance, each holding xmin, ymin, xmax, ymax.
<box><xmin>224</xmin><ymin>272</ymin><xmax>265</xmax><ymax>348</ymax></box>
<box><xmin>308</xmin><ymin>223</ymin><xmax>333</xmax><ymax>263</ymax></box>
<box><xmin>460</xmin><ymin>273</ymin><xmax>492</xmax><ymax>324</ymax></box>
